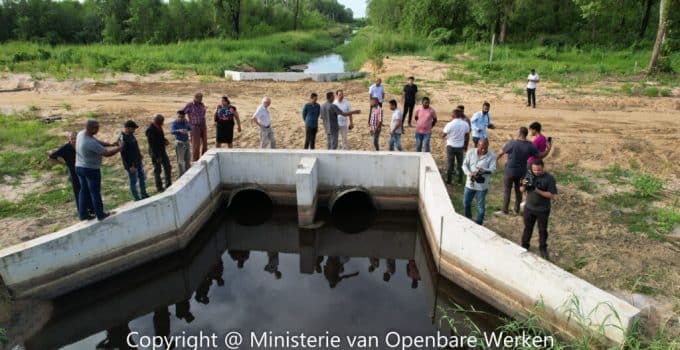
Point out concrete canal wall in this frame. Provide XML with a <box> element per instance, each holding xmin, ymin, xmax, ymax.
<box><xmin>0</xmin><ymin>149</ymin><xmax>640</xmax><ymax>345</ymax></box>
<box><xmin>224</xmin><ymin>70</ymin><xmax>366</xmax><ymax>82</ymax></box>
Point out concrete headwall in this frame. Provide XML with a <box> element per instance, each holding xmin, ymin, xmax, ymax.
<box><xmin>224</xmin><ymin>70</ymin><xmax>366</xmax><ymax>82</ymax></box>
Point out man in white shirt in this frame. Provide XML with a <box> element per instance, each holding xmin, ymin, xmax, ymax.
<box><xmin>252</xmin><ymin>96</ymin><xmax>276</xmax><ymax>149</ymax></box>
<box><xmin>334</xmin><ymin>89</ymin><xmax>359</xmax><ymax>150</ymax></box>
<box><xmin>527</xmin><ymin>69</ymin><xmax>539</xmax><ymax>108</ymax></box>
<box><xmin>470</xmin><ymin>101</ymin><xmax>493</xmax><ymax>147</ymax></box>
<box><xmin>462</xmin><ymin>138</ymin><xmax>497</xmax><ymax>225</ymax></box>
<box><xmin>442</xmin><ymin>108</ymin><xmax>470</xmax><ymax>184</ymax></box>
<box><xmin>388</xmin><ymin>100</ymin><xmax>403</xmax><ymax>151</ymax></box>
<box><xmin>368</xmin><ymin>78</ymin><xmax>385</xmax><ymax>107</ymax></box>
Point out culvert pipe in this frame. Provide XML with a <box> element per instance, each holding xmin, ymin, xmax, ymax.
<box><xmin>227</xmin><ymin>185</ymin><xmax>273</xmax><ymax>226</ymax></box>
<box><xmin>328</xmin><ymin>187</ymin><xmax>377</xmax><ymax>234</ymax></box>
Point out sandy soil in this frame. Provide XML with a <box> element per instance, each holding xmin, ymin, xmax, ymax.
<box><xmin>0</xmin><ymin>57</ymin><xmax>679</xmax><ymax>331</ymax></box>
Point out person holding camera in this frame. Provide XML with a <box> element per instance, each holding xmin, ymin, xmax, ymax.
<box><xmin>470</xmin><ymin>101</ymin><xmax>494</xmax><ymax>148</ymax></box>
<box><xmin>462</xmin><ymin>138</ymin><xmax>497</xmax><ymax>225</ymax></box>
<box><xmin>520</xmin><ymin>159</ymin><xmax>558</xmax><ymax>260</ymax></box>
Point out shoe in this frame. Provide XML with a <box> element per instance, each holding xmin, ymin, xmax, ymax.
<box><xmin>97</xmin><ymin>212</ymin><xmax>112</xmax><ymax>221</ymax></box>
<box><xmin>540</xmin><ymin>249</ymin><xmax>550</xmax><ymax>261</ymax></box>
<box><xmin>494</xmin><ymin>210</ymin><xmax>509</xmax><ymax>216</ymax></box>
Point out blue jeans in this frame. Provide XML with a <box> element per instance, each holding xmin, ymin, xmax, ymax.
<box><xmin>415</xmin><ymin>133</ymin><xmax>431</xmax><ymax>152</ymax></box>
<box><xmin>389</xmin><ymin>133</ymin><xmax>403</xmax><ymax>151</ymax></box>
<box><xmin>463</xmin><ymin>187</ymin><xmax>488</xmax><ymax>225</ymax></box>
<box><xmin>76</xmin><ymin>166</ymin><xmax>105</xmax><ymax>220</ymax></box>
<box><xmin>127</xmin><ymin>162</ymin><xmax>149</xmax><ymax>201</ymax></box>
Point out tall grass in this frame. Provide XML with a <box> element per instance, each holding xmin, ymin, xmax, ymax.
<box><xmin>0</xmin><ymin>28</ymin><xmax>347</xmax><ymax>77</ymax></box>
<box><xmin>337</xmin><ymin>26</ymin><xmax>429</xmax><ymax>71</ymax></box>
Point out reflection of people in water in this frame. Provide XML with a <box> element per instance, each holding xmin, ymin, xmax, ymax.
<box><xmin>315</xmin><ymin>256</ymin><xmax>324</xmax><ymax>273</ymax></box>
<box><xmin>368</xmin><ymin>257</ymin><xmax>380</xmax><ymax>272</ymax></box>
<box><xmin>153</xmin><ymin>307</ymin><xmax>172</xmax><ymax>348</ymax></box>
<box><xmin>228</xmin><ymin>250</ymin><xmax>250</xmax><ymax>269</ymax></box>
<box><xmin>264</xmin><ymin>252</ymin><xmax>282</xmax><ymax>279</ymax></box>
<box><xmin>383</xmin><ymin>259</ymin><xmax>396</xmax><ymax>282</ymax></box>
<box><xmin>407</xmin><ymin>259</ymin><xmax>421</xmax><ymax>289</ymax></box>
<box><xmin>175</xmin><ymin>299</ymin><xmax>195</xmax><ymax>323</ymax></box>
<box><xmin>195</xmin><ymin>260</ymin><xmax>225</xmax><ymax>304</ymax></box>
<box><xmin>323</xmin><ymin>256</ymin><xmax>359</xmax><ymax>288</ymax></box>
<box><xmin>96</xmin><ymin>323</ymin><xmax>136</xmax><ymax>349</ymax></box>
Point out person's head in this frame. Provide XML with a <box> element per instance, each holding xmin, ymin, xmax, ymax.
<box><xmin>326</xmin><ymin>91</ymin><xmax>334</xmax><ymax>102</ymax></box>
<box><xmin>194</xmin><ymin>92</ymin><xmax>203</xmax><ymax>104</ymax></box>
<box><xmin>177</xmin><ymin>110</ymin><xmax>186</xmax><ymax>120</ymax></box>
<box><xmin>370</xmin><ymin>97</ymin><xmax>379</xmax><ymax>107</ymax></box>
<box><xmin>262</xmin><ymin>96</ymin><xmax>271</xmax><ymax>108</ymax></box>
<box><xmin>518</xmin><ymin>126</ymin><xmax>529</xmax><ymax>139</ymax></box>
<box><xmin>375</xmin><ymin>78</ymin><xmax>382</xmax><ymax>86</ymax></box>
<box><xmin>275</xmin><ymin>271</ymin><xmax>282</xmax><ymax>279</ymax></box>
<box><xmin>529</xmin><ymin>121</ymin><xmax>542</xmax><ymax>136</ymax></box>
<box><xmin>457</xmin><ymin>105</ymin><xmax>465</xmax><ymax>112</ymax></box>
<box><xmin>482</xmin><ymin>101</ymin><xmax>490</xmax><ymax>113</ymax></box>
<box><xmin>221</xmin><ymin>95</ymin><xmax>230</xmax><ymax>106</ymax></box>
<box><xmin>531</xmin><ymin>69</ymin><xmax>536</xmax><ymax>75</ymax></box>
<box><xmin>531</xmin><ymin>159</ymin><xmax>545</xmax><ymax>176</ymax></box>
<box><xmin>124</xmin><ymin>120</ymin><xmax>139</xmax><ymax>134</ymax></box>
<box><xmin>85</xmin><ymin>119</ymin><xmax>99</xmax><ymax>135</ymax></box>
<box><xmin>310</xmin><ymin>92</ymin><xmax>318</xmax><ymax>103</ymax></box>
<box><xmin>67</xmin><ymin>131</ymin><xmax>77</xmax><ymax>146</ymax></box>
<box><xmin>422</xmin><ymin>97</ymin><xmax>430</xmax><ymax>108</ymax></box>
<box><xmin>389</xmin><ymin>99</ymin><xmax>397</xmax><ymax>111</ymax></box>
<box><xmin>153</xmin><ymin>114</ymin><xmax>165</xmax><ymax>126</ymax></box>
<box><xmin>411</xmin><ymin>279</ymin><xmax>418</xmax><ymax>289</ymax></box>
<box><xmin>452</xmin><ymin>108</ymin><xmax>461</xmax><ymax>120</ymax></box>
<box><xmin>477</xmin><ymin>137</ymin><xmax>489</xmax><ymax>154</ymax></box>
<box><xmin>383</xmin><ymin>272</ymin><xmax>391</xmax><ymax>282</ymax></box>
<box><xmin>407</xmin><ymin>76</ymin><xmax>414</xmax><ymax>85</ymax></box>
<box><xmin>335</xmin><ymin>89</ymin><xmax>344</xmax><ymax>101</ymax></box>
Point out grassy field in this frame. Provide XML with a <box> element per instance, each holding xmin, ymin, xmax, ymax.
<box><xmin>0</xmin><ymin>27</ymin><xmax>348</xmax><ymax>78</ymax></box>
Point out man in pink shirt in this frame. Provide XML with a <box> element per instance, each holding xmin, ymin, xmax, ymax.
<box><xmin>528</xmin><ymin>121</ymin><xmax>551</xmax><ymax>165</ymax></box>
<box><xmin>414</xmin><ymin>97</ymin><xmax>437</xmax><ymax>152</ymax></box>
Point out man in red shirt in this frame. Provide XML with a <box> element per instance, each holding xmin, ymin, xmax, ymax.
<box><xmin>414</xmin><ymin>97</ymin><xmax>437</xmax><ymax>152</ymax></box>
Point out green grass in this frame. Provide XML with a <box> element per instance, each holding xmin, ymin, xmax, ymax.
<box><xmin>598</xmin><ymin>163</ymin><xmax>633</xmax><ymax>184</ymax></box>
<box><xmin>554</xmin><ymin>165</ymin><xmax>594</xmax><ymax>192</ymax></box>
<box><xmin>0</xmin><ymin>27</ymin><xmax>348</xmax><ymax>77</ymax></box>
<box><xmin>0</xmin><ymin>186</ymin><xmax>73</xmax><ymax>219</ymax></box>
<box><xmin>631</xmin><ymin>173</ymin><xmax>664</xmax><ymax>198</ymax></box>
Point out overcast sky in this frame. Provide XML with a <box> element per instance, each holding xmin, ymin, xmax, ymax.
<box><xmin>338</xmin><ymin>0</ymin><xmax>366</xmax><ymax>18</ymax></box>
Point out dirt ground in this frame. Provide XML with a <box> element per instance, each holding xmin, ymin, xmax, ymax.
<box><xmin>0</xmin><ymin>57</ymin><xmax>679</xmax><ymax>333</ymax></box>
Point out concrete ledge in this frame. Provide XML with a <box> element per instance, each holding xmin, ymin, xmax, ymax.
<box><xmin>296</xmin><ymin>157</ymin><xmax>318</xmax><ymax>226</ymax></box>
<box><xmin>224</xmin><ymin>70</ymin><xmax>366</xmax><ymax>82</ymax></box>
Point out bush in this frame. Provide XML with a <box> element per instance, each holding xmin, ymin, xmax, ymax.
<box><xmin>644</xmin><ymin>86</ymin><xmax>660</xmax><ymax>97</ymax></box>
<box><xmin>428</xmin><ymin>28</ymin><xmax>455</xmax><ymax>46</ymax></box>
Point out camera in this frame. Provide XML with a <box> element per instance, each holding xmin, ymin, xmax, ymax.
<box><xmin>474</xmin><ymin>173</ymin><xmax>486</xmax><ymax>184</ymax></box>
<box><xmin>524</xmin><ymin>169</ymin><xmax>536</xmax><ymax>190</ymax></box>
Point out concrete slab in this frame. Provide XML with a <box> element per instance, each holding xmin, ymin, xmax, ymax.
<box><xmin>296</xmin><ymin>157</ymin><xmax>318</xmax><ymax>226</ymax></box>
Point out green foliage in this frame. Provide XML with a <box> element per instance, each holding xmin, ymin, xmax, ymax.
<box><xmin>631</xmin><ymin>173</ymin><xmax>664</xmax><ymax>198</ymax></box>
<box><xmin>554</xmin><ymin>165</ymin><xmax>594</xmax><ymax>192</ymax></box>
<box><xmin>337</xmin><ymin>27</ymin><xmax>428</xmax><ymax>70</ymax></box>
<box><xmin>644</xmin><ymin>86</ymin><xmax>660</xmax><ymax>97</ymax></box>
<box><xmin>0</xmin><ymin>327</ymin><xmax>6</xmax><ymax>345</ymax></box>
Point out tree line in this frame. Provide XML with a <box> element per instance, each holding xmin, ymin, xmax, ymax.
<box><xmin>0</xmin><ymin>0</ymin><xmax>354</xmax><ymax>44</ymax></box>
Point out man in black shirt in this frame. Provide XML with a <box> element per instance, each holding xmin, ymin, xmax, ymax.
<box><xmin>145</xmin><ymin>114</ymin><xmax>172</xmax><ymax>193</ymax></box>
<box><xmin>48</xmin><ymin>132</ymin><xmax>93</xmax><ymax>216</ymax></box>
<box><xmin>402</xmin><ymin>76</ymin><xmax>418</xmax><ymax>131</ymax></box>
<box><xmin>520</xmin><ymin>159</ymin><xmax>558</xmax><ymax>260</ymax></box>
<box><xmin>121</xmin><ymin>120</ymin><xmax>149</xmax><ymax>201</ymax></box>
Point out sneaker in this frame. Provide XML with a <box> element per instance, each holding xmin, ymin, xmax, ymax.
<box><xmin>494</xmin><ymin>210</ymin><xmax>509</xmax><ymax>216</ymax></box>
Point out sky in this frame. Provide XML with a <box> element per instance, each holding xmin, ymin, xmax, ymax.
<box><xmin>338</xmin><ymin>0</ymin><xmax>366</xmax><ymax>18</ymax></box>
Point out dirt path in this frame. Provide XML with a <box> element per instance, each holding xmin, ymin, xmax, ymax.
<box><xmin>1</xmin><ymin>58</ymin><xmax>679</xmax><ymax>332</ymax></box>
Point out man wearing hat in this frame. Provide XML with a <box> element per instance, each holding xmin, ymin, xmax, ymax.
<box><xmin>146</xmin><ymin>114</ymin><xmax>172</xmax><ymax>193</ymax></box>
<box><xmin>170</xmin><ymin>110</ymin><xmax>192</xmax><ymax>176</ymax></box>
<box><xmin>121</xmin><ymin>120</ymin><xmax>149</xmax><ymax>201</ymax></box>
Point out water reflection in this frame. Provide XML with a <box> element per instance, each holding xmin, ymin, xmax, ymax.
<box><xmin>303</xmin><ymin>54</ymin><xmax>346</xmax><ymax>74</ymax></box>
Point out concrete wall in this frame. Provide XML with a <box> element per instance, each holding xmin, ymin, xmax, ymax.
<box><xmin>224</xmin><ymin>70</ymin><xmax>366</xmax><ymax>82</ymax></box>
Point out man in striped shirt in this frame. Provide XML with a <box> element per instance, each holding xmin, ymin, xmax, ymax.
<box><xmin>368</xmin><ymin>97</ymin><xmax>383</xmax><ymax>151</ymax></box>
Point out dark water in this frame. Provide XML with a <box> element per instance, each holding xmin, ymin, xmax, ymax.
<box><xmin>13</xmin><ymin>207</ymin><xmax>502</xmax><ymax>350</ymax></box>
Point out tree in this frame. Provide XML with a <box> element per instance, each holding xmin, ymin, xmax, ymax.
<box><xmin>648</xmin><ymin>0</ymin><xmax>670</xmax><ymax>72</ymax></box>
<box><xmin>639</xmin><ymin>0</ymin><xmax>654</xmax><ymax>39</ymax></box>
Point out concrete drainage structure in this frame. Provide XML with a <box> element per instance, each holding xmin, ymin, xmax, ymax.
<box><xmin>224</xmin><ymin>70</ymin><xmax>367</xmax><ymax>82</ymax></box>
<box><xmin>0</xmin><ymin>149</ymin><xmax>640</xmax><ymax>345</ymax></box>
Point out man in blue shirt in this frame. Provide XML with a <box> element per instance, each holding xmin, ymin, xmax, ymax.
<box><xmin>302</xmin><ymin>93</ymin><xmax>321</xmax><ymax>149</ymax></box>
<box><xmin>368</xmin><ymin>78</ymin><xmax>385</xmax><ymax>107</ymax></box>
<box><xmin>470</xmin><ymin>101</ymin><xmax>494</xmax><ymax>147</ymax></box>
<box><xmin>171</xmin><ymin>110</ymin><xmax>192</xmax><ymax>176</ymax></box>
<box><xmin>120</xmin><ymin>120</ymin><xmax>149</xmax><ymax>201</ymax></box>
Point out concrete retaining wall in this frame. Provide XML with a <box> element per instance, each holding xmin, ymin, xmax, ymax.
<box><xmin>224</xmin><ymin>70</ymin><xmax>366</xmax><ymax>82</ymax></box>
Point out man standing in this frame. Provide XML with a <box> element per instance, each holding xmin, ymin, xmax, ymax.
<box><xmin>302</xmin><ymin>93</ymin><xmax>321</xmax><ymax>150</ymax></box>
<box><xmin>120</xmin><ymin>120</ymin><xmax>149</xmax><ymax>201</ymax></box>
<box><xmin>146</xmin><ymin>114</ymin><xmax>172</xmax><ymax>193</ymax></box>
<box><xmin>520</xmin><ymin>159</ymin><xmax>557</xmax><ymax>260</ymax></box>
<box><xmin>442</xmin><ymin>108</ymin><xmax>470</xmax><ymax>184</ymax></box>
<box><xmin>527</xmin><ymin>69</ymin><xmax>540</xmax><ymax>108</ymax></box>
<box><xmin>470</xmin><ymin>102</ymin><xmax>494</xmax><ymax>147</ymax></box>
<box><xmin>496</xmin><ymin>127</ymin><xmax>550</xmax><ymax>215</ymax></box>
<box><xmin>368</xmin><ymin>78</ymin><xmax>385</xmax><ymax>107</ymax></box>
<box><xmin>48</xmin><ymin>132</ymin><xmax>92</xmax><ymax>215</ymax></box>
<box><xmin>170</xmin><ymin>110</ymin><xmax>191</xmax><ymax>176</ymax></box>
<box><xmin>462</xmin><ymin>138</ymin><xmax>497</xmax><ymax>225</ymax></box>
<box><xmin>321</xmin><ymin>91</ymin><xmax>357</xmax><ymax>150</ymax></box>
<box><xmin>458</xmin><ymin>104</ymin><xmax>471</xmax><ymax>152</ymax></box>
<box><xmin>334</xmin><ymin>90</ymin><xmax>355</xmax><ymax>150</ymax></box>
<box><xmin>402</xmin><ymin>76</ymin><xmax>418</xmax><ymax>130</ymax></box>
<box><xmin>253</xmin><ymin>97</ymin><xmax>276</xmax><ymax>149</ymax></box>
<box><xmin>414</xmin><ymin>97</ymin><xmax>437</xmax><ymax>152</ymax></box>
<box><xmin>388</xmin><ymin>100</ymin><xmax>403</xmax><ymax>152</ymax></box>
<box><xmin>368</xmin><ymin>97</ymin><xmax>383</xmax><ymax>151</ymax></box>
<box><xmin>183</xmin><ymin>92</ymin><xmax>207</xmax><ymax>162</ymax></box>
<box><xmin>75</xmin><ymin>120</ymin><xmax>123</xmax><ymax>221</ymax></box>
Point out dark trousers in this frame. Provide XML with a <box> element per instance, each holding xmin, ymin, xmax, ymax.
<box><xmin>446</xmin><ymin>146</ymin><xmax>464</xmax><ymax>183</ymax></box>
<box><xmin>522</xmin><ymin>208</ymin><xmax>550</xmax><ymax>250</ymax></box>
<box><xmin>304</xmin><ymin>127</ymin><xmax>318</xmax><ymax>149</ymax></box>
<box><xmin>69</xmin><ymin>174</ymin><xmax>93</xmax><ymax>214</ymax></box>
<box><xmin>403</xmin><ymin>101</ymin><xmax>415</xmax><ymax>130</ymax></box>
<box><xmin>502</xmin><ymin>173</ymin><xmax>523</xmax><ymax>214</ymax></box>
<box><xmin>372</xmin><ymin>127</ymin><xmax>382</xmax><ymax>151</ymax></box>
<box><xmin>527</xmin><ymin>88</ymin><xmax>536</xmax><ymax>107</ymax></box>
<box><xmin>151</xmin><ymin>152</ymin><xmax>172</xmax><ymax>192</ymax></box>
<box><xmin>76</xmin><ymin>166</ymin><xmax>105</xmax><ymax>220</ymax></box>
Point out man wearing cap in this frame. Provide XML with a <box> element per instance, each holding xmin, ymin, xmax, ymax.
<box><xmin>146</xmin><ymin>114</ymin><xmax>172</xmax><ymax>192</ymax></box>
<box><xmin>120</xmin><ymin>120</ymin><xmax>149</xmax><ymax>201</ymax></box>
<box><xmin>183</xmin><ymin>92</ymin><xmax>208</xmax><ymax>162</ymax></box>
<box><xmin>170</xmin><ymin>110</ymin><xmax>192</xmax><ymax>176</ymax></box>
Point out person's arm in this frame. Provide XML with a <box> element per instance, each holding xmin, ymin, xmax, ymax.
<box><xmin>102</xmin><ymin>140</ymin><xmax>123</xmax><ymax>157</ymax></box>
<box><xmin>496</xmin><ymin>143</ymin><xmax>508</xmax><ymax>159</ymax></box>
<box><xmin>534</xmin><ymin>188</ymin><xmax>554</xmax><ymax>199</ymax></box>
<box><xmin>170</xmin><ymin>121</ymin><xmax>179</xmax><ymax>136</ymax></box>
<box><xmin>431</xmin><ymin>110</ymin><xmax>438</xmax><ymax>127</ymax></box>
<box><xmin>441</xmin><ymin>124</ymin><xmax>449</xmax><ymax>139</ymax></box>
<box><xmin>48</xmin><ymin>146</ymin><xmax>66</xmax><ymax>166</ymax></box>
<box><xmin>302</xmin><ymin>104</ymin><xmax>308</xmax><ymax>124</ymax></box>
<box><xmin>97</xmin><ymin>139</ymin><xmax>113</xmax><ymax>147</ymax></box>
<box><xmin>392</xmin><ymin>115</ymin><xmax>402</xmax><ymax>134</ymax></box>
<box><xmin>251</xmin><ymin>110</ymin><xmax>263</xmax><ymax>128</ymax></box>
<box><xmin>462</xmin><ymin>152</ymin><xmax>473</xmax><ymax>178</ymax></box>
<box><xmin>485</xmin><ymin>154</ymin><xmax>497</xmax><ymax>173</ymax></box>
<box><xmin>537</xmin><ymin>143</ymin><xmax>552</xmax><ymax>158</ymax></box>
<box><xmin>234</xmin><ymin>111</ymin><xmax>242</xmax><ymax>132</ymax></box>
